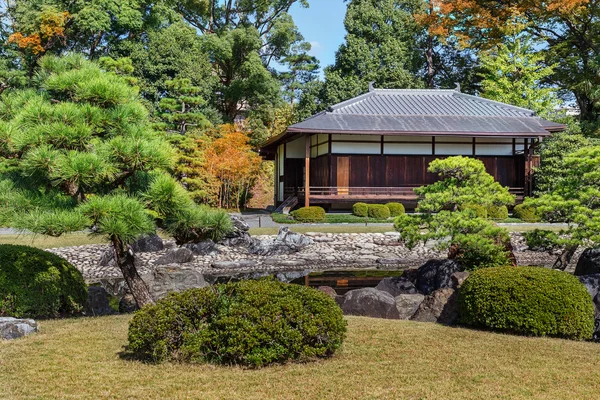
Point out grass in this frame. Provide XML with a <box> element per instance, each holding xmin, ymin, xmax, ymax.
<box><xmin>249</xmin><ymin>225</ymin><xmax>394</xmax><ymax>235</ymax></box>
<box><xmin>0</xmin><ymin>232</ymin><xmax>108</xmax><ymax>248</ymax></box>
<box><xmin>271</xmin><ymin>212</ymin><xmax>392</xmax><ymax>225</ymax></box>
<box><xmin>1</xmin><ymin>315</ymin><xmax>599</xmax><ymax>399</ymax></box>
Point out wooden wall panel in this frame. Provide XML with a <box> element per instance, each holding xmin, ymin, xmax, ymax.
<box><xmin>284</xmin><ymin>159</ymin><xmax>304</xmax><ymax>189</ymax></box>
<box><xmin>310</xmin><ymin>155</ymin><xmax>329</xmax><ymax>187</ymax></box>
<box><xmin>385</xmin><ymin>156</ymin><xmax>406</xmax><ymax>186</ymax></box>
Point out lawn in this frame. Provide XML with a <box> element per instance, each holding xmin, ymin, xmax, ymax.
<box><xmin>1</xmin><ymin>316</ymin><xmax>599</xmax><ymax>400</ymax></box>
<box><xmin>0</xmin><ymin>232</ymin><xmax>109</xmax><ymax>248</ymax></box>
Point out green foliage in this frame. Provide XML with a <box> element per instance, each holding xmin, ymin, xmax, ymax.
<box><xmin>291</xmin><ymin>206</ymin><xmax>326</xmax><ymax>223</ymax></box>
<box><xmin>156</xmin><ymin>78</ymin><xmax>212</xmax><ymax>134</ymax></box>
<box><xmin>459</xmin><ymin>203</ymin><xmax>487</xmax><ymax>218</ymax></box>
<box><xmin>523</xmin><ymin>229</ymin><xmax>559</xmax><ymax>251</ymax></box>
<box><xmin>416</xmin><ymin>156</ymin><xmax>515</xmax><ymax>213</ymax></box>
<box><xmin>0</xmin><ymin>244</ymin><xmax>87</xmax><ymax>318</ymax></box>
<box><xmin>165</xmin><ymin>206</ymin><xmax>233</xmax><ymax>245</ymax></box>
<box><xmin>512</xmin><ymin>203</ymin><xmax>541</xmax><ymax>223</ymax></box>
<box><xmin>486</xmin><ymin>205</ymin><xmax>509</xmax><ymax>220</ymax></box>
<box><xmin>352</xmin><ymin>202</ymin><xmax>369</xmax><ymax>217</ymax></box>
<box><xmin>458</xmin><ymin>267</ymin><xmax>595</xmax><ymax>340</ymax></box>
<box><xmin>479</xmin><ymin>27</ymin><xmax>558</xmax><ymax>116</ymax></box>
<box><xmin>367</xmin><ymin>204</ymin><xmax>391</xmax><ymax>219</ymax></box>
<box><xmin>127</xmin><ymin>279</ymin><xmax>347</xmax><ymax>367</ymax></box>
<box><xmin>450</xmin><ymin>233</ymin><xmax>512</xmax><ymax>271</ymax></box>
<box><xmin>385</xmin><ymin>202</ymin><xmax>405</xmax><ymax>217</ymax></box>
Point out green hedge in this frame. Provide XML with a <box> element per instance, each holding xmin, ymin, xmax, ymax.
<box><xmin>127</xmin><ymin>280</ymin><xmax>347</xmax><ymax>367</ymax></box>
<box><xmin>385</xmin><ymin>202</ymin><xmax>405</xmax><ymax>217</ymax></box>
<box><xmin>291</xmin><ymin>206</ymin><xmax>326</xmax><ymax>223</ymax></box>
<box><xmin>0</xmin><ymin>244</ymin><xmax>87</xmax><ymax>318</ymax></box>
<box><xmin>513</xmin><ymin>204</ymin><xmax>541</xmax><ymax>222</ymax></box>
<box><xmin>486</xmin><ymin>205</ymin><xmax>509</xmax><ymax>220</ymax></box>
<box><xmin>459</xmin><ymin>203</ymin><xmax>488</xmax><ymax>218</ymax></box>
<box><xmin>352</xmin><ymin>202</ymin><xmax>369</xmax><ymax>217</ymax></box>
<box><xmin>368</xmin><ymin>204</ymin><xmax>391</xmax><ymax>219</ymax></box>
<box><xmin>458</xmin><ymin>266</ymin><xmax>595</xmax><ymax>340</ymax></box>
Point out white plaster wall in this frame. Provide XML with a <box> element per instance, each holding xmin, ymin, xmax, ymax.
<box><xmin>384</xmin><ymin>135</ymin><xmax>432</xmax><ymax>142</ymax></box>
<box><xmin>335</xmin><ymin>134</ymin><xmax>381</xmax><ymax>142</ymax></box>
<box><xmin>278</xmin><ymin>144</ymin><xmax>284</xmax><ymax>172</ymax></box>
<box><xmin>475</xmin><ymin>144</ymin><xmax>513</xmax><ymax>156</ymax></box>
<box><xmin>331</xmin><ymin>142</ymin><xmax>380</xmax><ymax>154</ymax></box>
<box><xmin>317</xmin><ymin>143</ymin><xmax>329</xmax><ymax>156</ymax></box>
<box><xmin>286</xmin><ymin>136</ymin><xmax>305</xmax><ymax>158</ymax></box>
<box><xmin>384</xmin><ymin>143</ymin><xmax>432</xmax><ymax>155</ymax></box>
<box><xmin>435</xmin><ymin>142</ymin><xmax>473</xmax><ymax>155</ymax></box>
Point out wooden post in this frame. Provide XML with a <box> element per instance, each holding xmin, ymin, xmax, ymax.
<box><xmin>305</xmin><ymin>134</ymin><xmax>310</xmax><ymax>207</ymax></box>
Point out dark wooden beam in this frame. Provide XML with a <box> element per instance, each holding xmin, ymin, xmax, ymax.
<box><xmin>305</xmin><ymin>134</ymin><xmax>310</xmax><ymax>207</ymax></box>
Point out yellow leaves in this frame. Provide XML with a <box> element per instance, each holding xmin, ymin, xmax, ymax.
<box><xmin>8</xmin><ymin>10</ymin><xmax>71</xmax><ymax>55</ymax></box>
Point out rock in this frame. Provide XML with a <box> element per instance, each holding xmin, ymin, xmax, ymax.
<box><xmin>98</xmin><ymin>248</ymin><xmax>116</xmax><ymax>267</ymax></box>
<box><xmin>375</xmin><ymin>276</ymin><xmax>418</xmax><ymax>296</ymax></box>
<box><xmin>450</xmin><ymin>271</ymin><xmax>470</xmax><ymax>289</ymax></box>
<box><xmin>84</xmin><ymin>286</ymin><xmax>113</xmax><ymax>316</ymax></box>
<box><xmin>275</xmin><ymin>270</ymin><xmax>311</xmax><ymax>282</ymax></box>
<box><xmin>416</xmin><ymin>259</ymin><xmax>462</xmax><ymax>295</ymax></box>
<box><xmin>220</xmin><ymin>216</ymin><xmax>252</xmax><ymax>247</ymax></box>
<box><xmin>184</xmin><ymin>240</ymin><xmax>217</xmax><ymax>255</ymax></box>
<box><xmin>402</xmin><ymin>268</ymin><xmax>419</xmax><ymax>285</ymax></box>
<box><xmin>318</xmin><ymin>286</ymin><xmax>338</xmax><ymax>299</ymax></box>
<box><xmin>577</xmin><ymin>274</ymin><xmax>600</xmax><ymax>300</ymax></box>
<box><xmin>0</xmin><ymin>317</ymin><xmax>38</xmax><ymax>340</ymax></box>
<box><xmin>340</xmin><ymin>288</ymin><xmax>400</xmax><ymax>319</ymax></box>
<box><xmin>395</xmin><ymin>293</ymin><xmax>425</xmax><ymax>320</ymax></box>
<box><xmin>262</xmin><ymin>258</ymin><xmax>305</xmax><ymax>267</ymax></box>
<box><xmin>211</xmin><ymin>260</ymin><xmax>258</xmax><ymax>269</ymax></box>
<box><xmin>146</xmin><ymin>266</ymin><xmax>208</xmax><ymax>300</ymax></box>
<box><xmin>376</xmin><ymin>258</ymin><xmax>404</xmax><ymax>265</ymax></box>
<box><xmin>411</xmin><ymin>288</ymin><xmax>458</xmax><ymax>325</ymax></box>
<box><xmin>248</xmin><ymin>227</ymin><xmax>313</xmax><ymax>256</ymax></box>
<box><xmin>154</xmin><ymin>248</ymin><xmax>194</xmax><ymax>265</ymax></box>
<box><xmin>575</xmin><ymin>248</ymin><xmax>600</xmax><ymax>276</ymax></box>
<box><xmin>131</xmin><ymin>234</ymin><xmax>164</xmax><ymax>253</ymax></box>
<box><xmin>119</xmin><ymin>294</ymin><xmax>138</xmax><ymax>313</ymax></box>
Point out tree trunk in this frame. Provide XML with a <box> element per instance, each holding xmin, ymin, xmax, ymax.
<box><xmin>111</xmin><ymin>238</ymin><xmax>155</xmax><ymax>307</ymax></box>
<box><xmin>553</xmin><ymin>244</ymin><xmax>578</xmax><ymax>271</ymax></box>
<box><xmin>426</xmin><ymin>35</ymin><xmax>435</xmax><ymax>88</ymax></box>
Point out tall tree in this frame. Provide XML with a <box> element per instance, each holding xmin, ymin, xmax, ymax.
<box><xmin>279</xmin><ymin>42</ymin><xmax>319</xmax><ymax>106</ymax></box>
<box><xmin>479</xmin><ymin>25</ymin><xmax>558</xmax><ymax>116</ymax></box>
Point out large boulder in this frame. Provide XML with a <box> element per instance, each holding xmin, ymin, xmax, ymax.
<box><xmin>84</xmin><ymin>286</ymin><xmax>113</xmax><ymax>316</ymax></box>
<box><xmin>131</xmin><ymin>234</ymin><xmax>164</xmax><ymax>253</ymax></box>
<box><xmin>339</xmin><ymin>288</ymin><xmax>400</xmax><ymax>319</ymax></box>
<box><xmin>577</xmin><ymin>274</ymin><xmax>600</xmax><ymax>300</ymax></box>
<box><xmin>119</xmin><ymin>294</ymin><xmax>138</xmax><ymax>313</ymax></box>
<box><xmin>375</xmin><ymin>276</ymin><xmax>418</xmax><ymax>297</ymax></box>
<box><xmin>395</xmin><ymin>293</ymin><xmax>425</xmax><ymax>320</ymax></box>
<box><xmin>411</xmin><ymin>288</ymin><xmax>459</xmax><ymax>325</ymax></box>
<box><xmin>248</xmin><ymin>227</ymin><xmax>313</xmax><ymax>256</ymax></box>
<box><xmin>184</xmin><ymin>239</ymin><xmax>217</xmax><ymax>255</ymax></box>
<box><xmin>416</xmin><ymin>259</ymin><xmax>462</xmax><ymax>295</ymax></box>
<box><xmin>0</xmin><ymin>317</ymin><xmax>38</xmax><ymax>340</ymax></box>
<box><xmin>575</xmin><ymin>248</ymin><xmax>600</xmax><ymax>276</ymax></box>
<box><xmin>450</xmin><ymin>271</ymin><xmax>470</xmax><ymax>289</ymax></box>
<box><xmin>219</xmin><ymin>216</ymin><xmax>252</xmax><ymax>247</ymax></box>
<box><xmin>145</xmin><ymin>266</ymin><xmax>209</xmax><ymax>300</ymax></box>
<box><xmin>154</xmin><ymin>248</ymin><xmax>194</xmax><ymax>265</ymax></box>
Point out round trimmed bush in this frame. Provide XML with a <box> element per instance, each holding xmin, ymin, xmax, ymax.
<box><xmin>459</xmin><ymin>203</ymin><xmax>487</xmax><ymax>218</ymax></box>
<box><xmin>352</xmin><ymin>202</ymin><xmax>369</xmax><ymax>217</ymax></box>
<box><xmin>513</xmin><ymin>204</ymin><xmax>541</xmax><ymax>222</ymax></box>
<box><xmin>291</xmin><ymin>206</ymin><xmax>325</xmax><ymax>222</ymax></box>
<box><xmin>385</xmin><ymin>202</ymin><xmax>405</xmax><ymax>217</ymax></box>
<box><xmin>458</xmin><ymin>266</ymin><xmax>595</xmax><ymax>340</ymax></box>
<box><xmin>127</xmin><ymin>280</ymin><xmax>347</xmax><ymax>367</ymax></box>
<box><xmin>486</xmin><ymin>205</ymin><xmax>509</xmax><ymax>220</ymax></box>
<box><xmin>368</xmin><ymin>204</ymin><xmax>391</xmax><ymax>219</ymax></box>
<box><xmin>0</xmin><ymin>244</ymin><xmax>87</xmax><ymax>318</ymax></box>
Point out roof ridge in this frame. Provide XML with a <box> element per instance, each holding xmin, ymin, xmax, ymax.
<box><xmin>328</xmin><ymin>91</ymin><xmax>375</xmax><ymax>112</ymax></box>
<box><xmin>452</xmin><ymin>92</ymin><xmax>535</xmax><ymax>116</ymax></box>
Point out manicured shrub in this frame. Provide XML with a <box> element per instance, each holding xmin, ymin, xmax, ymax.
<box><xmin>385</xmin><ymin>202</ymin><xmax>405</xmax><ymax>217</ymax></box>
<box><xmin>449</xmin><ymin>233</ymin><xmax>512</xmax><ymax>271</ymax></box>
<box><xmin>486</xmin><ymin>205</ymin><xmax>509</xmax><ymax>220</ymax></box>
<box><xmin>459</xmin><ymin>203</ymin><xmax>487</xmax><ymax>218</ymax></box>
<box><xmin>127</xmin><ymin>280</ymin><xmax>347</xmax><ymax>367</ymax></box>
<box><xmin>458</xmin><ymin>266</ymin><xmax>595</xmax><ymax>340</ymax></box>
<box><xmin>0</xmin><ymin>244</ymin><xmax>87</xmax><ymax>318</ymax></box>
<box><xmin>291</xmin><ymin>206</ymin><xmax>326</xmax><ymax>223</ymax></box>
<box><xmin>523</xmin><ymin>229</ymin><xmax>559</xmax><ymax>251</ymax></box>
<box><xmin>352</xmin><ymin>202</ymin><xmax>369</xmax><ymax>217</ymax></box>
<box><xmin>512</xmin><ymin>204</ymin><xmax>541</xmax><ymax>222</ymax></box>
<box><xmin>367</xmin><ymin>204</ymin><xmax>391</xmax><ymax>219</ymax></box>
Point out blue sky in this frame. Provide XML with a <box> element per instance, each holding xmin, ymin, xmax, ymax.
<box><xmin>289</xmin><ymin>1</ymin><xmax>348</xmax><ymax>72</ymax></box>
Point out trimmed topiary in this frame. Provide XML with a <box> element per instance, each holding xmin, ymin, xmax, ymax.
<box><xmin>291</xmin><ymin>206</ymin><xmax>326</xmax><ymax>223</ymax></box>
<box><xmin>0</xmin><ymin>244</ymin><xmax>87</xmax><ymax>318</ymax></box>
<box><xmin>385</xmin><ymin>202</ymin><xmax>405</xmax><ymax>217</ymax></box>
<box><xmin>513</xmin><ymin>204</ymin><xmax>541</xmax><ymax>222</ymax></box>
<box><xmin>368</xmin><ymin>204</ymin><xmax>391</xmax><ymax>219</ymax></box>
<box><xmin>127</xmin><ymin>279</ymin><xmax>347</xmax><ymax>367</ymax></box>
<box><xmin>458</xmin><ymin>266</ymin><xmax>595</xmax><ymax>340</ymax></box>
<box><xmin>523</xmin><ymin>229</ymin><xmax>559</xmax><ymax>251</ymax></box>
<box><xmin>486</xmin><ymin>205</ymin><xmax>508</xmax><ymax>220</ymax></box>
<box><xmin>352</xmin><ymin>202</ymin><xmax>369</xmax><ymax>217</ymax></box>
<box><xmin>459</xmin><ymin>203</ymin><xmax>488</xmax><ymax>218</ymax></box>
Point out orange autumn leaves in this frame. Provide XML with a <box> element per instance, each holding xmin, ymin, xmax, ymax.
<box><xmin>9</xmin><ymin>9</ymin><xmax>70</xmax><ymax>55</ymax></box>
<box><xmin>203</xmin><ymin>124</ymin><xmax>262</xmax><ymax>209</ymax></box>
<box><xmin>415</xmin><ymin>0</ymin><xmax>590</xmax><ymax>47</ymax></box>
